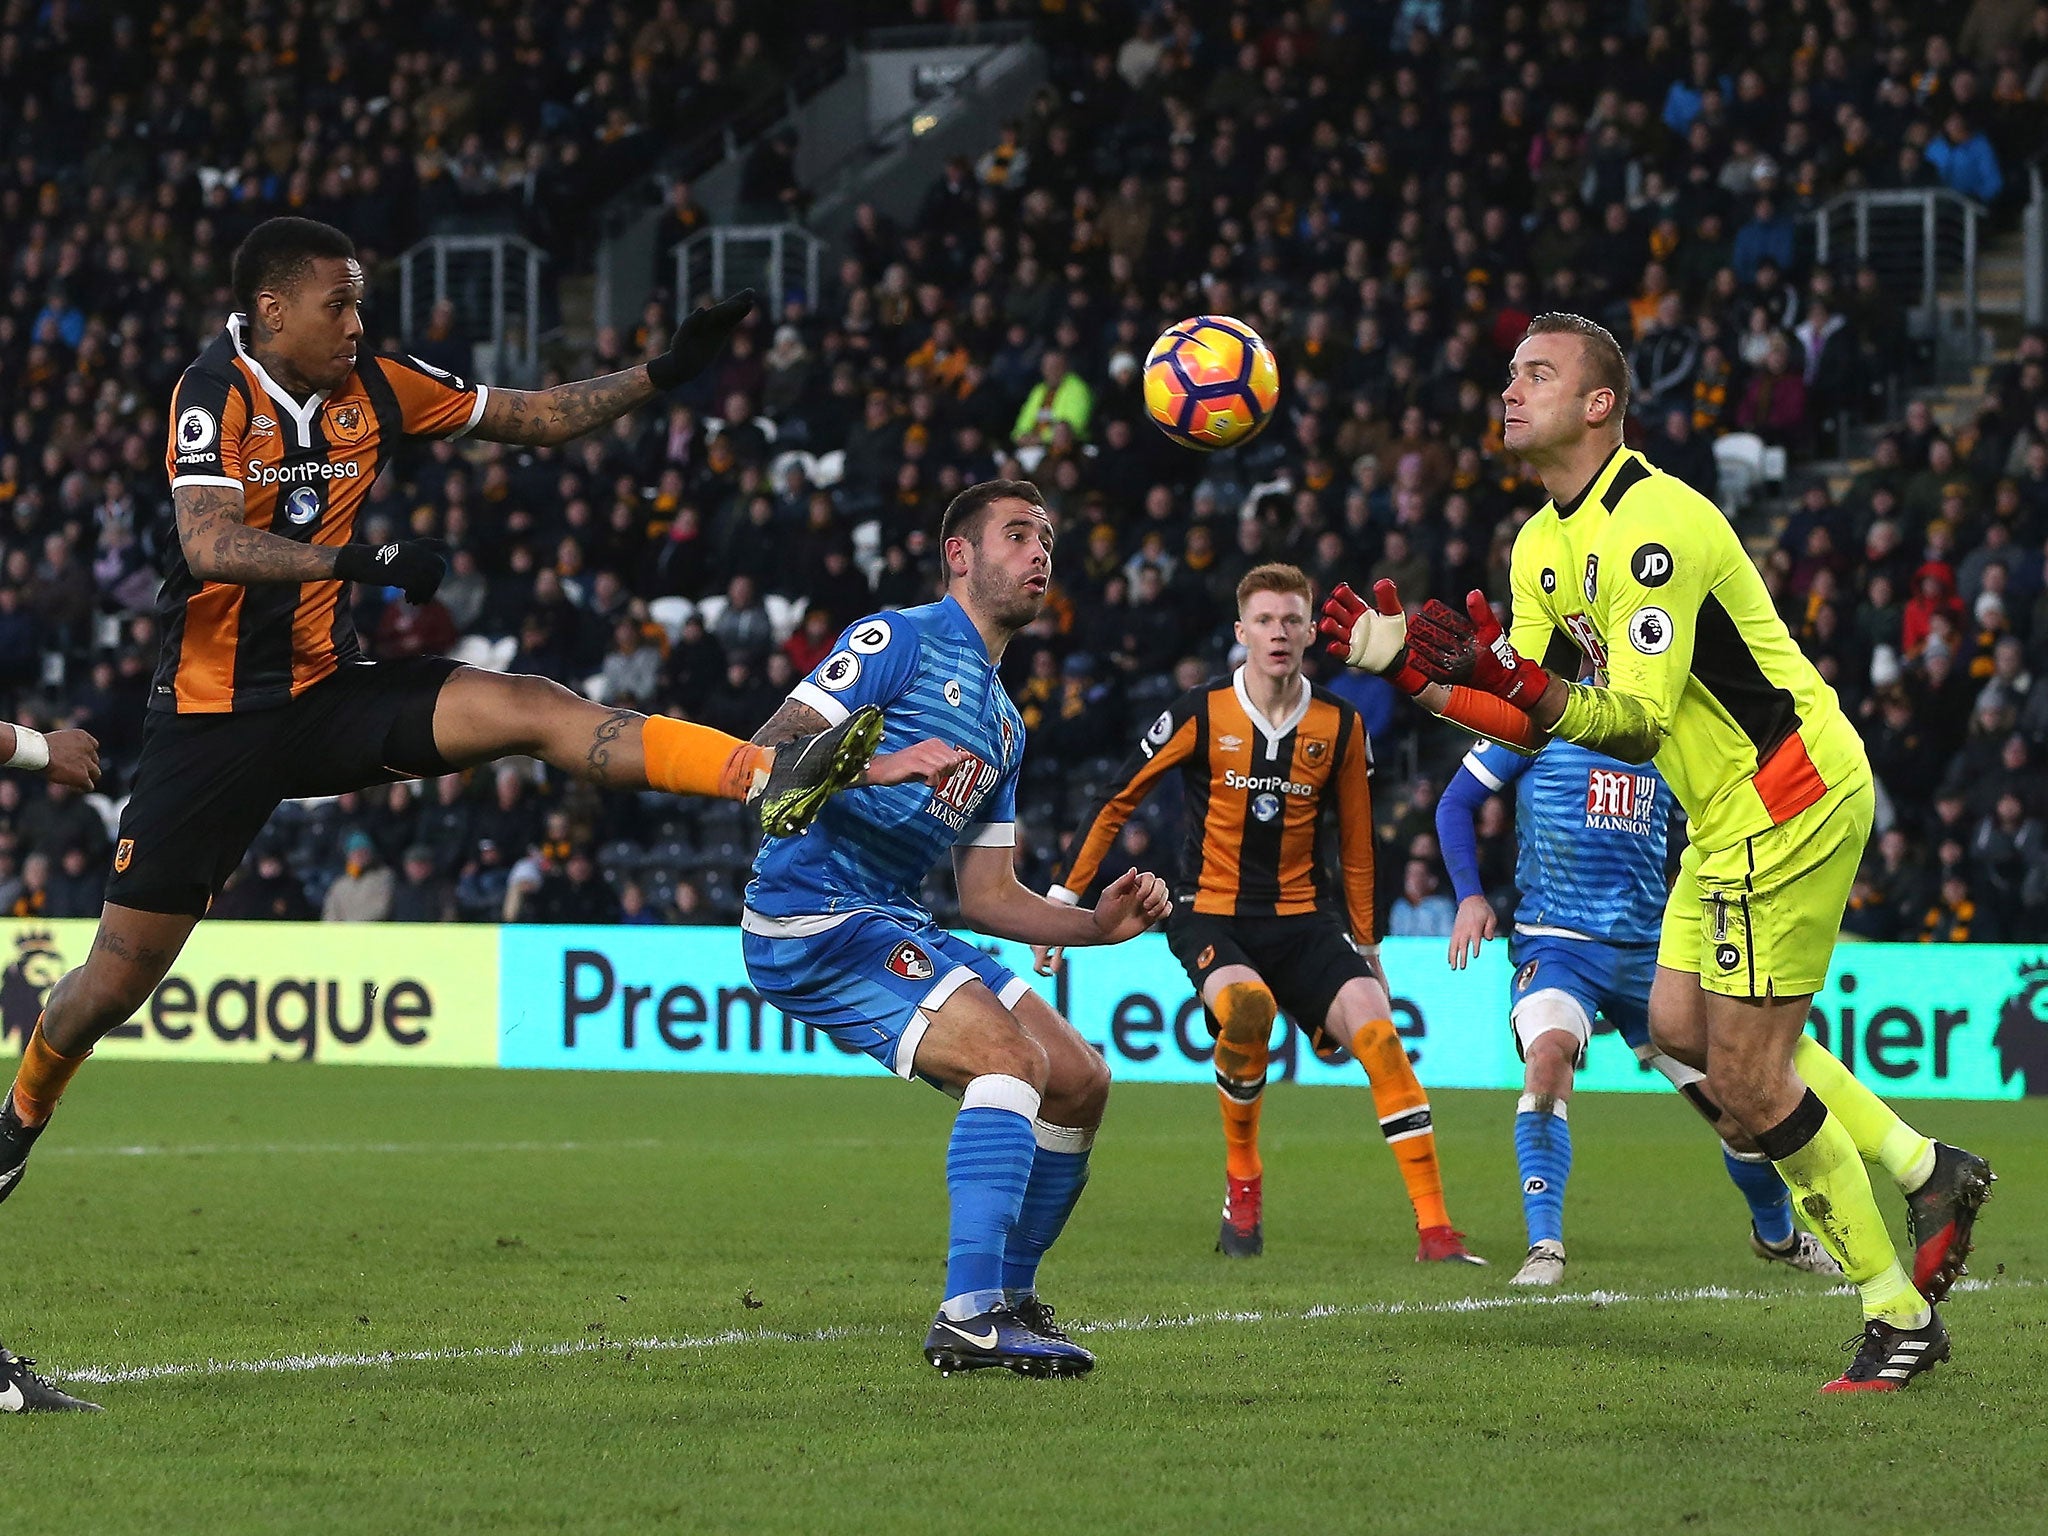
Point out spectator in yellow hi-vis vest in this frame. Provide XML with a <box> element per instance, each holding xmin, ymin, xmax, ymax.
<box><xmin>1011</xmin><ymin>349</ymin><xmax>1093</xmax><ymax>447</ymax></box>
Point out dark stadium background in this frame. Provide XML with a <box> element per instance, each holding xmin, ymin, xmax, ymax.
<box><xmin>0</xmin><ymin>0</ymin><xmax>2044</xmax><ymax>940</ymax></box>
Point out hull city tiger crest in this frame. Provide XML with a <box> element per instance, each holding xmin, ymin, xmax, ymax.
<box><xmin>324</xmin><ymin>401</ymin><xmax>369</xmax><ymax>446</ymax></box>
<box><xmin>113</xmin><ymin>838</ymin><xmax>133</xmax><ymax>874</ymax></box>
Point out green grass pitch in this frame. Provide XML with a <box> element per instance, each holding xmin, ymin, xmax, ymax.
<box><xmin>3</xmin><ymin>1063</ymin><xmax>2042</xmax><ymax>1535</ymax></box>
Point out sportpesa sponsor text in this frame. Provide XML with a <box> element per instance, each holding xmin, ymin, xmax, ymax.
<box><xmin>1223</xmin><ymin>769</ymin><xmax>1316</xmax><ymax>797</ymax></box>
<box><xmin>243</xmin><ymin>457</ymin><xmax>365</xmax><ymax>485</ymax></box>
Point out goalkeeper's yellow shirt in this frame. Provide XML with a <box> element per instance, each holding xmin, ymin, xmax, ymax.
<box><xmin>1506</xmin><ymin>446</ymin><xmax>1868</xmax><ymax>852</ymax></box>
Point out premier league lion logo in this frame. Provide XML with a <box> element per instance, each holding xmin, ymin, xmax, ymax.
<box><xmin>1993</xmin><ymin>959</ymin><xmax>2048</xmax><ymax>1096</ymax></box>
<box><xmin>0</xmin><ymin>927</ymin><xmax>65</xmax><ymax>1052</ymax></box>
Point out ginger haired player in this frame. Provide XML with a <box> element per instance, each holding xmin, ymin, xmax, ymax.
<box><xmin>1043</xmin><ymin>563</ymin><xmax>1483</xmax><ymax>1265</ymax></box>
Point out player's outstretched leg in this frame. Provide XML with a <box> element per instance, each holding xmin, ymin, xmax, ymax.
<box><xmin>1791</xmin><ymin>1038</ymin><xmax>1993</xmax><ymax>1301</ymax></box>
<box><xmin>1000</xmin><ymin>990</ymin><xmax>1110</xmax><ymax>1342</ymax></box>
<box><xmin>1207</xmin><ymin>976</ymin><xmax>1273</xmax><ymax>1258</ymax></box>
<box><xmin>0</xmin><ymin>1344</ymin><xmax>101</xmax><ymax>1412</ymax></box>
<box><xmin>427</xmin><ymin>670</ymin><xmax>884</xmax><ymax>836</ymax></box>
<box><xmin>1327</xmin><ymin>980</ymin><xmax>1484</xmax><ymax>1265</ymax></box>
<box><xmin>1</xmin><ymin>905</ymin><xmax>197</xmax><ymax>1207</ymax></box>
<box><xmin>911</xmin><ymin>985</ymin><xmax>1094</xmax><ymax>1378</ymax></box>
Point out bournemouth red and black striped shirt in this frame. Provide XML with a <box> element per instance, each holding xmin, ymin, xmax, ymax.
<box><xmin>158</xmin><ymin>316</ymin><xmax>485</xmax><ymax>713</ymax></box>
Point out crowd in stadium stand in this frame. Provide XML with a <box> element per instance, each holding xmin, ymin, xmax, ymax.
<box><xmin>2</xmin><ymin>0</ymin><xmax>2048</xmax><ymax>939</ymax></box>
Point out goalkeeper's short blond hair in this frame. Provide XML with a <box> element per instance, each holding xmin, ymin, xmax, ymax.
<box><xmin>1526</xmin><ymin>312</ymin><xmax>1631</xmax><ymax>420</ymax></box>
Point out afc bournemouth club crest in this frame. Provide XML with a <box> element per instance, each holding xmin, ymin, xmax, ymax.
<box><xmin>113</xmin><ymin>839</ymin><xmax>134</xmax><ymax>874</ymax></box>
<box><xmin>324</xmin><ymin>400</ymin><xmax>369</xmax><ymax>446</ymax></box>
<box><xmin>886</xmin><ymin>942</ymin><xmax>935</xmax><ymax>982</ymax></box>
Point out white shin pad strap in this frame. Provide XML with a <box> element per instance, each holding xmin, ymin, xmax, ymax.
<box><xmin>1634</xmin><ymin>1040</ymin><xmax>1706</xmax><ymax>1090</ymax></box>
<box><xmin>961</xmin><ymin>1073</ymin><xmax>1042</xmax><ymax>1120</ymax></box>
<box><xmin>1033</xmin><ymin>1118</ymin><xmax>1096</xmax><ymax>1153</ymax></box>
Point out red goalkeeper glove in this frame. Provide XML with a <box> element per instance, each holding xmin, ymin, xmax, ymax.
<box><xmin>1406</xmin><ymin>590</ymin><xmax>1552</xmax><ymax>707</ymax></box>
<box><xmin>1320</xmin><ymin>580</ymin><xmax>1429</xmax><ymax>696</ymax></box>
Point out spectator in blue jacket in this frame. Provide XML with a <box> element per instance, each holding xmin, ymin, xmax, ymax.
<box><xmin>1926</xmin><ymin>112</ymin><xmax>2005</xmax><ymax>204</ymax></box>
<box><xmin>1732</xmin><ymin>195</ymin><xmax>1797</xmax><ymax>284</ymax></box>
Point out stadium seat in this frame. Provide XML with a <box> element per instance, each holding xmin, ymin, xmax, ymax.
<box><xmin>763</xmin><ymin>594</ymin><xmax>809</xmax><ymax>642</ymax></box>
<box><xmin>1711</xmin><ymin>432</ymin><xmax>1768</xmax><ymax>515</ymax></box>
<box><xmin>769</xmin><ymin>449</ymin><xmax>819</xmax><ymax>488</ymax></box>
<box><xmin>648</xmin><ymin>596</ymin><xmax>695</xmax><ymax>642</ymax></box>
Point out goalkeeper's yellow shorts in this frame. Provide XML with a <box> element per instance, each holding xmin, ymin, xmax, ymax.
<box><xmin>1657</xmin><ymin>769</ymin><xmax>1874</xmax><ymax>1000</ymax></box>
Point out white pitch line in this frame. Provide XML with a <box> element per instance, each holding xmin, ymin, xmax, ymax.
<box><xmin>61</xmin><ymin>1276</ymin><xmax>2028</xmax><ymax>1389</ymax></box>
<box><xmin>43</xmin><ymin>1138</ymin><xmax>664</xmax><ymax>1159</ymax></box>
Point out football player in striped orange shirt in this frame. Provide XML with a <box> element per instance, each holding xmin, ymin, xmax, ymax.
<box><xmin>0</xmin><ymin>218</ymin><xmax>958</xmax><ymax>1259</ymax></box>
<box><xmin>1042</xmin><ymin>564</ymin><xmax>1483</xmax><ymax>1265</ymax></box>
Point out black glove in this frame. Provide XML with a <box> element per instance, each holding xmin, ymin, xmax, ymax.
<box><xmin>645</xmin><ymin>289</ymin><xmax>756</xmax><ymax>390</ymax></box>
<box><xmin>334</xmin><ymin>538</ymin><xmax>449</xmax><ymax>604</ymax></box>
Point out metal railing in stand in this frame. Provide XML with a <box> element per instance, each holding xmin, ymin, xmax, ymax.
<box><xmin>2026</xmin><ymin>154</ymin><xmax>2045</xmax><ymax>329</ymax></box>
<box><xmin>396</xmin><ymin>235</ymin><xmax>547</xmax><ymax>386</ymax></box>
<box><xmin>675</xmin><ymin>224</ymin><xmax>822</xmax><ymax>316</ymax></box>
<box><xmin>1813</xmin><ymin>188</ymin><xmax>1985</xmax><ymax>380</ymax></box>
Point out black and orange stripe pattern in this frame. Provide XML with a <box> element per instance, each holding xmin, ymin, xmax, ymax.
<box><xmin>157</xmin><ymin>321</ymin><xmax>483</xmax><ymax>714</ymax></box>
<box><xmin>1057</xmin><ymin>673</ymin><xmax>1378</xmax><ymax>943</ymax></box>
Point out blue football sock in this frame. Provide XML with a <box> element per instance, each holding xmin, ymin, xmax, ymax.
<box><xmin>940</xmin><ymin>1076</ymin><xmax>1040</xmax><ymax>1320</ymax></box>
<box><xmin>1723</xmin><ymin>1143</ymin><xmax>1795</xmax><ymax>1246</ymax></box>
<box><xmin>1002</xmin><ymin>1122</ymin><xmax>1094</xmax><ymax>1298</ymax></box>
<box><xmin>1514</xmin><ymin>1094</ymin><xmax>1571</xmax><ymax>1247</ymax></box>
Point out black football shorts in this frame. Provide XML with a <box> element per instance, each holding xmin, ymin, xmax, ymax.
<box><xmin>105</xmin><ymin>657</ymin><xmax>460</xmax><ymax>916</ymax></box>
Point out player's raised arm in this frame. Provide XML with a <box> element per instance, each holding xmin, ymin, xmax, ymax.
<box><xmin>1321</xmin><ymin>580</ymin><xmax>1548</xmax><ymax>754</ymax></box>
<box><xmin>471</xmin><ymin>291</ymin><xmax>755</xmax><ymax>447</ymax></box>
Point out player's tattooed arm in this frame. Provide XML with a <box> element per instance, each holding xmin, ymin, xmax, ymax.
<box><xmin>174</xmin><ymin>483</ymin><xmax>339</xmax><ymax>585</ymax></box>
<box><xmin>752</xmin><ymin>699</ymin><xmax>833</xmax><ymax>749</ymax></box>
<box><xmin>472</xmin><ymin>367</ymin><xmax>659</xmax><ymax>447</ymax></box>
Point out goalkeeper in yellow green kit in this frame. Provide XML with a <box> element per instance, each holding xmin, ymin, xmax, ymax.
<box><xmin>1320</xmin><ymin>312</ymin><xmax>1994</xmax><ymax>1393</ymax></box>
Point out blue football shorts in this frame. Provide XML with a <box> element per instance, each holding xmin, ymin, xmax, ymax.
<box><xmin>1506</xmin><ymin>931</ymin><xmax>1657</xmax><ymax>1063</ymax></box>
<box><xmin>742</xmin><ymin>908</ymin><xmax>1030</xmax><ymax>1079</ymax></box>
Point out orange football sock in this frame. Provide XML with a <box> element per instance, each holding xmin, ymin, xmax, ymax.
<box><xmin>1218</xmin><ymin>1085</ymin><xmax>1264</xmax><ymax>1182</ymax></box>
<box><xmin>1211</xmin><ymin>981</ymin><xmax>1276</xmax><ymax>1183</ymax></box>
<box><xmin>10</xmin><ymin>1020</ymin><xmax>89</xmax><ymax>1127</ymax></box>
<box><xmin>640</xmin><ymin>716</ymin><xmax>770</xmax><ymax>800</ymax></box>
<box><xmin>1351</xmin><ymin>1016</ymin><xmax>1450</xmax><ymax>1230</ymax></box>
